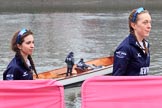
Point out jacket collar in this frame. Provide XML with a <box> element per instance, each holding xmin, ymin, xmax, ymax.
<box><xmin>129</xmin><ymin>33</ymin><xmax>148</xmax><ymax>48</ymax></box>
<box><xmin>15</xmin><ymin>53</ymin><xmax>30</xmax><ymax>71</ymax></box>
<box><xmin>129</xmin><ymin>33</ymin><xmax>138</xmax><ymax>47</ymax></box>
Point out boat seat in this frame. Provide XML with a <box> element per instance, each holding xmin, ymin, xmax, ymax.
<box><xmin>75</xmin><ymin>67</ymin><xmax>88</xmax><ymax>74</ymax></box>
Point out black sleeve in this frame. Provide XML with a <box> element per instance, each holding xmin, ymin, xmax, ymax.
<box><xmin>3</xmin><ymin>67</ymin><xmax>21</xmax><ymax>80</ymax></box>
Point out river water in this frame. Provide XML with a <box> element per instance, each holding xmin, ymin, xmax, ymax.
<box><xmin>0</xmin><ymin>10</ymin><xmax>162</xmax><ymax>108</ymax></box>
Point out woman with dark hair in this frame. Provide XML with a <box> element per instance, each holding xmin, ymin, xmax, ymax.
<box><xmin>3</xmin><ymin>28</ymin><xmax>38</xmax><ymax>80</ymax></box>
<box><xmin>112</xmin><ymin>7</ymin><xmax>152</xmax><ymax>76</ymax></box>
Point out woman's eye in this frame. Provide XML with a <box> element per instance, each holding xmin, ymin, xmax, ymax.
<box><xmin>26</xmin><ymin>41</ymin><xmax>31</xmax><ymax>44</ymax></box>
<box><xmin>143</xmin><ymin>21</ymin><xmax>147</xmax><ymax>24</ymax></box>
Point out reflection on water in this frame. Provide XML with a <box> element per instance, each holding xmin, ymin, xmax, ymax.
<box><xmin>0</xmin><ymin>11</ymin><xmax>162</xmax><ymax>108</ymax></box>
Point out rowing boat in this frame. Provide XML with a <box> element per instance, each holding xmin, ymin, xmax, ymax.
<box><xmin>34</xmin><ymin>56</ymin><xmax>114</xmax><ymax>87</ymax></box>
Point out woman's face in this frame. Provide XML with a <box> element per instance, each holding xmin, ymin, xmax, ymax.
<box><xmin>18</xmin><ymin>34</ymin><xmax>34</xmax><ymax>57</ymax></box>
<box><xmin>133</xmin><ymin>12</ymin><xmax>152</xmax><ymax>38</ymax></box>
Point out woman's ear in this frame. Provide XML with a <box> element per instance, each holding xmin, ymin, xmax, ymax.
<box><xmin>131</xmin><ymin>22</ymin><xmax>136</xmax><ymax>30</ymax></box>
<box><xmin>17</xmin><ymin>44</ymin><xmax>22</xmax><ymax>50</ymax></box>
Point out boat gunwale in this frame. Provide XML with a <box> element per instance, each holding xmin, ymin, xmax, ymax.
<box><xmin>35</xmin><ymin>56</ymin><xmax>114</xmax><ymax>79</ymax></box>
<box><xmin>56</xmin><ymin>64</ymin><xmax>113</xmax><ymax>81</ymax></box>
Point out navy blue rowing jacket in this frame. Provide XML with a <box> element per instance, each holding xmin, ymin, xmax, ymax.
<box><xmin>65</xmin><ymin>53</ymin><xmax>74</xmax><ymax>68</ymax></box>
<box><xmin>112</xmin><ymin>34</ymin><xmax>150</xmax><ymax>76</ymax></box>
<box><xmin>3</xmin><ymin>54</ymin><xmax>33</xmax><ymax>80</ymax></box>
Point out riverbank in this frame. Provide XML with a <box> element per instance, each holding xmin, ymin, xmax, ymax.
<box><xmin>0</xmin><ymin>0</ymin><xmax>162</xmax><ymax>13</ymax></box>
